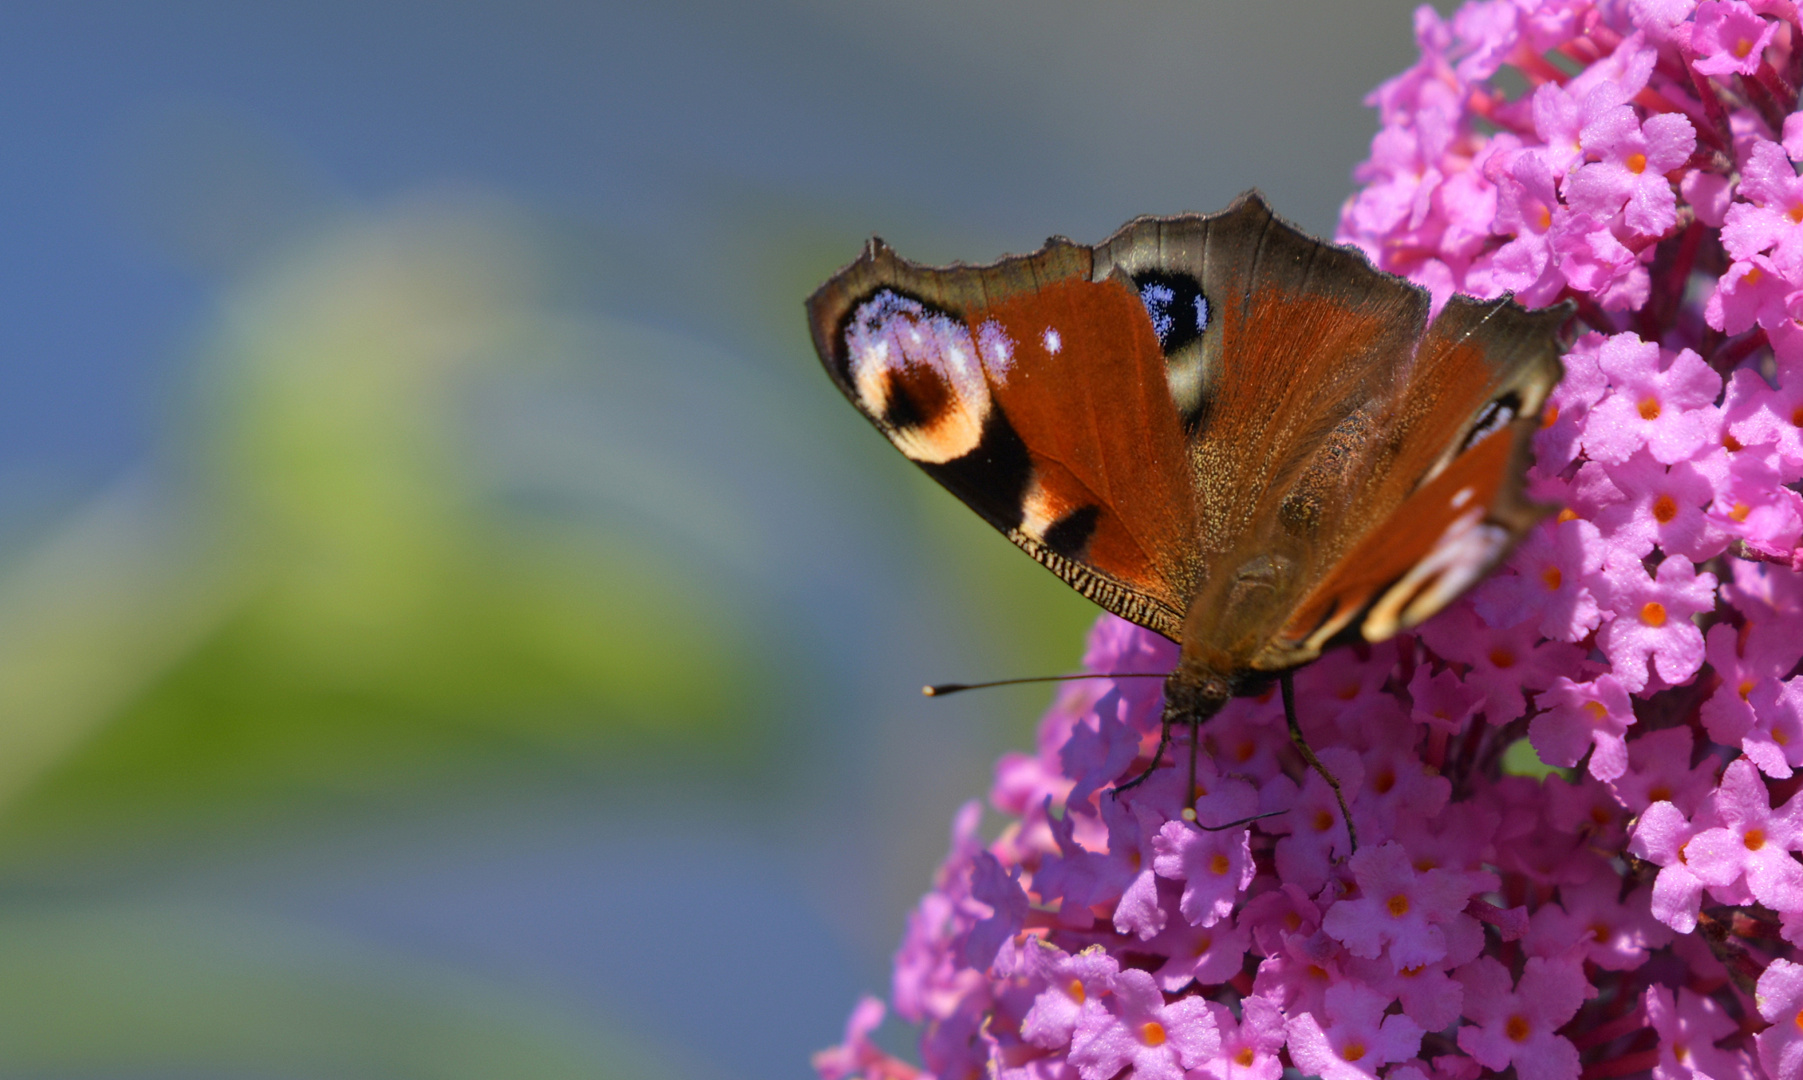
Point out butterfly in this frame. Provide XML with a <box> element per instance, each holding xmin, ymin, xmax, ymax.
<box><xmin>805</xmin><ymin>192</ymin><xmax>1568</xmax><ymax>828</ymax></box>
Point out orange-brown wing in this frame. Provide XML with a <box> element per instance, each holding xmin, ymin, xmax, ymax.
<box><xmin>1083</xmin><ymin>195</ymin><xmax>1438</xmax><ymax>671</ymax></box>
<box><xmin>1091</xmin><ymin>195</ymin><xmax>1431</xmax><ymax>565</ymax></box>
<box><xmin>1259</xmin><ymin>294</ymin><xmax>1568</xmax><ymax>667</ymax></box>
<box><xmin>806</xmin><ymin>193</ymin><xmax>1567</xmax><ymax>667</ymax></box>
<box><xmin>1078</xmin><ymin>195</ymin><xmax>1565</xmax><ymax>676</ymax></box>
<box><xmin>806</xmin><ymin>236</ymin><xmax>1204</xmax><ymax>639</ymax></box>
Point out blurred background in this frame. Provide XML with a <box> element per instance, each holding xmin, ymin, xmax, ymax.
<box><xmin>0</xmin><ymin>3</ymin><xmax>1436</xmax><ymax>1076</ymax></box>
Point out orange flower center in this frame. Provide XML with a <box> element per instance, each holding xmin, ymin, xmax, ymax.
<box><xmin>1725</xmin><ymin>433</ymin><xmax>1746</xmax><ymax>451</ymax></box>
<box><xmin>1557</xmin><ymin>507</ymin><xmax>1580</xmax><ymax>523</ymax></box>
<box><xmin>1387</xmin><ymin>894</ymin><xmax>1411</xmax><ymax>917</ymax></box>
<box><xmin>1141</xmin><ymin>1021</ymin><xmax>1166</xmax><ymax>1047</ymax></box>
<box><xmin>1748</xmin><ymin>264</ymin><xmax>1767</xmax><ymax>285</ymax></box>
<box><xmin>1067</xmin><ymin>978</ymin><xmax>1086</xmax><ymax>1004</ymax></box>
<box><xmin>1653</xmin><ymin>494</ymin><xmax>1678</xmax><ymax>522</ymax></box>
<box><xmin>1741</xmin><ymin>679</ymin><xmax>1757</xmax><ymax>701</ymax></box>
<box><xmin>1542</xmin><ymin>565</ymin><xmax>1563</xmax><ymax>590</ymax></box>
<box><xmin>1792</xmin><ymin>405</ymin><xmax>1803</xmax><ymax>427</ymax></box>
<box><xmin>1209</xmin><ymin>853</ymin><xmax>1232</xmax><ymax>876</ymax></box>
<box><xmin>1641</xmin><ymin>601</ymin><xmax>1667</xmax><ymax>627</ymax></box>
<box><xmin>1583</xmin><ymin>700</ymin><xmax>1608</xmax><ymax>722</ymax></box>
<box><xmin>1745</xmin><ymin>828</ymin><xmax>1767</xmax><ymax>851</ymax></box>
<box><xmin>1374</xmin><ymin>769</ymin><xmax>1396</xmax><ymax>795</ymax></box>
<box><xmin>1639</xmin><ymin>396</ymin><xmax>1662</xmax><ymax>420</ymax></box>
<box><xmin>1732</xmin><ymin>502</ymin><xmax>1752</xmax><ymax>523</ymax></box>
<box><xmin>1341</xmin><ymin>1040</ymin><xmax>1367</xmax><ymax>1063</ymax></box>
<box><xmin>1506</xmin><ymin>1015</ymin><xmax>1532</xmax><ymax>1042</ymax></box>
<box><xmin>1649</xmin><ymin>785</ymin><xmax>1672</xmax><ymax>803</ymax></box>
<box><xmin>1588</xmin><ymin>921</ymin><xmax>1612</xmax><ymax>943</ymax></box>
<box><xmin>1313</xmin><ymin>809</ymin><xmax>1336</xmax><ymax>832</ymax></box>
<box><xmin>1737</xmin><ymin>35</ymin><xmax>1758</xmax><ymax>59</ymax></box>
<box><xmin>1627</xmin><ymin>151</ymin><xmax>1648</xmax><ymax>173</ymax></box>
<box><xmin>1489</xmin><ymin>647</ymin><xmax>1517</xmax><ymax>669</ymax></box>
<box><xmin>1235</xmin><ymin>1047</ymin><xmax>1257</xmax><ymax>1066</ymax></box>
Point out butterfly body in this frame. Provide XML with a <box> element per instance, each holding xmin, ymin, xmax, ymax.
<box><xmin>807</xmin><ymin>192</ymin><xmax>1568</xmax><ymax>735</ymax></box>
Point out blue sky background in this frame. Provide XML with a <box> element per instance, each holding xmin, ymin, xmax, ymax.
<box><xmin>0</xmin><ymin>4</ymin><xmax>1434</xmax><ymax>1077</ymax></box>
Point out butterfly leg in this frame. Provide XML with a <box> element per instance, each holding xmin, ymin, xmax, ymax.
<box><xmin>1281</xmin><ymin>670</ymin><xmax>1357</xmax><ymax>853</ymax></box>
<box><xmin>1184</xmin><ymin>713</ymin><xmax>1201</xmax><ymax>821</ymax></box>
<box><xmin>1195</xmin><ymin>809</ymin><xmax>1285</xmax><ymax>831</ymax></box>
<box><xmin>1112</xmin><ymin>716</ymin><xmax>1175</xmax><ymax>795</ymax></box>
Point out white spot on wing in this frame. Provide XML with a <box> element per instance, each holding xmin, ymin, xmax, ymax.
<box><xmin>1167</xmin><ymin>355</ymin><xmax>1203</xmax><ymax>414</ymax></box>
<box><xmin>1361</xmin><ymin>509</ymin><xmax>1509</xmax><ymax>641</ymax></box>
<box><xmin>1042</xmin><ymin>327</ymin><xmax>1062</xmax><ymax>355</ymax></box>
<box><xmin>1018</xmin><ymin>476</ymin><xmax>1059</xmax><ymax>541</ymax></box>
<box><xmin>1467</xmin><ymin>400</ymin><xmax>1516</xmax><ymax>445</ymax></box>
<box><xmin>1450</xmin><ymin>486</ymin><xmax>1475</xmax><ymax>509</ymax></box>
<box><xmin>977</xmin><ymin>319</ymin><xmax>1016</xmax><ymax>381</ymax></box>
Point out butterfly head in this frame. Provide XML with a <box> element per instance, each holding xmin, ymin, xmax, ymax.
<box><xmin>1163</xmin><ymin>666</ymin><xmax>1233</xmax><ymax>724</ymax></box>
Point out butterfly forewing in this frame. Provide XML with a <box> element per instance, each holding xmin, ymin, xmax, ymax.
<box><xmin>806</xmin><ymin>236</ymin><xmax>1204</xmax><ymax>639</ymax></box>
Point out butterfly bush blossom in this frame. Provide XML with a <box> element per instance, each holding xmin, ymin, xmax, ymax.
<box><xmin>817</xmin><ymin>3</ymin><xmax>1803</xmax><ymax>1078</ymax></box>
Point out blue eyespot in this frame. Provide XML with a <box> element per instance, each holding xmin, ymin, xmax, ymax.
<box><xmin>1130</xmin><ymin>271</ymin><xmax>1208</xmax><ymax>353</ymax></box>
<box><xmin>1140</xmin><ymin>282</ymin><xmax>1176</xmax><ymax>344</ymax></box>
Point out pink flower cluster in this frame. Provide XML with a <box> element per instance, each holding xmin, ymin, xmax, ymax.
<box><xmin>816</xmin><ymin>2</ymin><xmax>1803</xmax><ymax>1078</ymax></box>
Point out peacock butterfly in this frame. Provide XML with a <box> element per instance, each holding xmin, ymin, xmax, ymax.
<box><xmin>805</xmin><ymin>192</ymin><xmax>1568</xmax><ymax>810</ymax></box>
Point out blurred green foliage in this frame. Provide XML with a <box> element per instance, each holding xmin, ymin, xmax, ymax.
<box><xmin>0</xmin><ymin>200</ymin><xmax>775</xmax><ymax>857</ymax></box>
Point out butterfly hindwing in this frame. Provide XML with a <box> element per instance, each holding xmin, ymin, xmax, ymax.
<box><xmin>1268</xmin><ymin>296</ymin><xmax>1567</xmax><ymax>663</ymax></box>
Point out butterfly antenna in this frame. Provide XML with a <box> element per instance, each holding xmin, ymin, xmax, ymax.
<box><xmin>1281</xmin><ymin>670</ymin><xmax>1357</xmax><ymax>853</ymax></box>
<box><xmin>922</xmin><ymin>672</ymin><xmax>1165</xmax><ymax>697</ymax></box>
